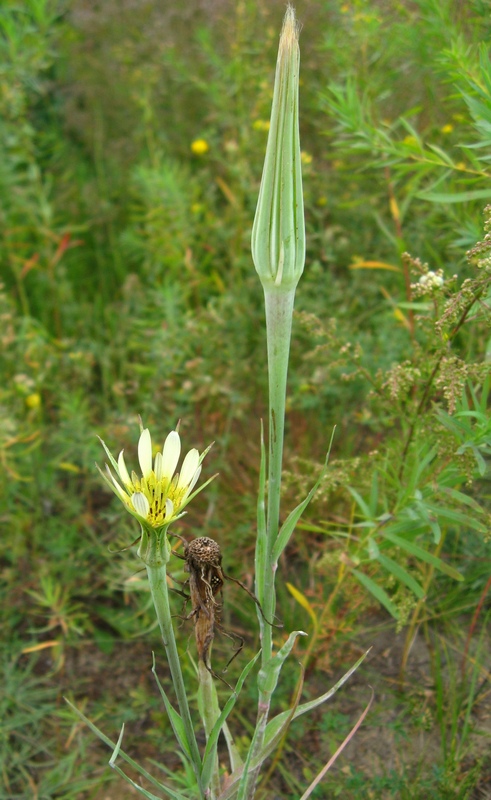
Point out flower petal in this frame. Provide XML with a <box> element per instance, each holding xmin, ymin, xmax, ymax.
<box><xmin>118</xmin><ymin>450</ymin><xmax>132</xmax><ymax>487</ymax></box>
<box><xmin>186</xmin><ymin>465</ymin><xmax>202</xmax><ymax>495</ymax></box>
<box><xmin>162</xmin><ymin>430</ymin><xmax>181</xmax><ymax>480</ymax></box>
<box><xmin>178</xmin><ymin>448</ymin><xmax>200</xmax><ymax>488</ymax></box>
<box><xmin>138</xmin><ymin>428</ymin><xmax>153</xmax><ymax>479</ymax></box>
<box><xmin>131</xmin><ymin>492</ymin><xmax>150</xmax><ymax>517</ymax></box>
<box><xmin>154</xmin><ymin>451</ymin><xmax>163</xmax><ymax>481</ymax></box>
<box><xmin>165</xmin><ymin>498</ymin><xmax>174</xmax><ymax>519</ymax></box>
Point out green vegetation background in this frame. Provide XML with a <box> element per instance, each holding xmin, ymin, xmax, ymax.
<box><xmin>1</xmin><ymin>0</ymin><xmax>491</xmax><ymax>798</ymax></box>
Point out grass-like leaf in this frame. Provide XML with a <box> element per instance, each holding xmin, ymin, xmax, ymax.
<box><xmin>351</xmin><ymin>569</ymin><xmax>400</xmax><ymax>619</ymax></box>
<box><xmin>383</xmin><ymin>530</ymin><xmax>464</xmax><ymax>581</ymax></box>
<box><xmin>201</xmin><ymin>650</ymin><xmax>260</xmax><ymax>789</ymax></box>
<box><xmin>64</xmin><ymin>699</ymin><xmax>190</xmax><ymax>800</ymax></box>
<box><xmin>152</xmin><ymin>654</ymin><xmax>191</xmax><ymax>760</ymax></box>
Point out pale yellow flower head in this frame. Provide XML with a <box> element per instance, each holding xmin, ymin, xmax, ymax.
<box><xmin>98</xmin><ymin>426</ymin><xmax>214</xmax><ymax>531</ymax></box>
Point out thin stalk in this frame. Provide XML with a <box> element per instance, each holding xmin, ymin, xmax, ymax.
<box><xmin>245</xmin><ymin>289</ymin><xmax>294</xmax><ymax>800</ymax></box>
<box><xmin>258</xmin><ymin>563</ymin><xmax>347</xmax><ymax>797</ymax></box>
<box><xmin>146</xmin><ymin>562</ymin><xmax>204</xmax><ymax>797</ymax></box>
<box><xmin>259</xmin><ymin>288</ymin><xmax>295</xmax><ymax>666</ymax></box>
<box><xmin>398</xmin><ymin>532</ymin><xmax>444</xmax><ymax>688</ymax></box>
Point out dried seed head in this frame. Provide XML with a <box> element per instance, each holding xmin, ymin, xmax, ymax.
<box><xmin>187</xmin><ymin>536</ymin><xmax>222</xmax><ymax>567</ymax></box>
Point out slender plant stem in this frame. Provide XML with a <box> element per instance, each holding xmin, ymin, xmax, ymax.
<box><xmin>398</xmin><ymin>533</ymin><xmax>444</xmax><ymax>688</ymax></box>
<box><xmin>259</xmin><ymin>288</ymin><xmax>295</xmax><ymax>664</ymax></box>
<box><xmin>146</xmin><ymin>562</ymin><xmax>204</xmax><ymax>797</ymax></box>
<box><xmin>258</xmin><ymin>563</ymin><xmax>347</xmax><ymax>796</ymax></box>
<box><xmin>244</xmin><ymin>289</ymin><xmax>294</xmax><ymax>799</ymax></box>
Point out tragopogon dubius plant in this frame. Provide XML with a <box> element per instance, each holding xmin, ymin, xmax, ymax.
<box><xmin>68</xmin><ymin>8</ymin><xmax>370</xmax><ymax>799</ymax></box>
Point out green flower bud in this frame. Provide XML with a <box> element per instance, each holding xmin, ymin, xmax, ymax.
<box><xmin>251</xmin><ymin>5</ymin><xmax>305</xmax><ymax>292</ymax></box>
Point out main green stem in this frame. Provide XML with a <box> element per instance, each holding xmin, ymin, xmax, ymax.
<box><xmin>146</xmin><ymin>561</ymin><xmax>204</xmax><ymax>797</ymax></box>
<box><xmin>246</xmin><ymin>289</ymin><xmax>294</xmax><ymax>800</ymax></box>
<box><xmin>260</xmin><ymin>288</ymin><xmax>295</xmax><ymax>666</ymax></box>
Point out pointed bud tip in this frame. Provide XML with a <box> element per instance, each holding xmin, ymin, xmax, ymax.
<box><xmin>280</xmin><ymin>5</ymin><xmax>300</xmax><ymax>50</ymax></box>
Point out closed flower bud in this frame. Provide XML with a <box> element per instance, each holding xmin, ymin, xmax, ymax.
<box><xmin>251</xmin><ymin>5</ymin><xmax>305</xmax><ymax>292</ymax></box>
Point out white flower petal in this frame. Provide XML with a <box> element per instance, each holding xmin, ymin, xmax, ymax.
<box><xmin>118</xmin><ymin>450</ymin><xmax>132</xmax><ymax>487</ymax></box>
<box><xmin>138</xmin><ymin>428</ymin><xmax>153</xmax><ymax>478</ymax></box>
<box><xmin>186</xmin><ymin>465</ymin><xmax>202</xmax><ymax>495</ymax></box>
<box><xmin>154</xmin><ymin>451</ymin><xmax>163</xmax><ymax>480</ymax></box>
<box><xmin>178</xmin><ymin>448</ymin><xmax>200</xmax><ymax>488</ymax></box>
<box><xmin>131</xmin><ymin>492</ymin><xmax>150</xmax><ymax>517</ymax></box>
<box><xmin>165</xmin><ymin>498</ymin><xmax>174</xmax><ymax>519</ymax></box>
<box><xmin>162</xmin><ymin>431</ymin><xmax>181</xmax><ymax>480</ymax></box>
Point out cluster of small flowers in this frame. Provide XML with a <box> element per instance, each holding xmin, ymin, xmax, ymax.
<box><xmin>466</xmin><ymin>207</ymin><xmax>491</xmax><ymax>272</ymax></box>
<box><xmin>434</xmin><ymin>277</ymin><xmax>476</xmax><ymax>336</ymax></box>
<box><xmin>434</xmin><ymin>355</ymin><xmax>468</xmax><ymax>414</ymax></box>
<box><xmin>466</xmin><ymin>233</ymin><xmax>491</xmax><ymax>271</ymax></box>
<box><xmin>412</xmin><ymin>269</ymin><xmax>445</xmax><ymax>296</ymax></box>
<box><xmin>419</xmin><ymin>270</ymin><xmax>444</xmax><ymax>289</ymax></box>
<box><xmin>477</xmin><ymin>255</ymin><xmax>491</xmax><ymax>271</ymax></box>
<box><xmin>382</xmin><ymin>361</ymin><xmax>422</xmax><ymax>401</ymax></box>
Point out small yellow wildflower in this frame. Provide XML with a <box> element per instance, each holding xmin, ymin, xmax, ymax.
<box><xmin>98</xmin><ymin>426</ymin><xmax>214</xmax><ymax>531</ymax></box>
<box><xmin>191</xmin><ymin>138</ymin><xmax>209</xmax><ymax>155</ymax></box>
<box><xmin>441</xmin><ymin>124</ymin><xmax>453</xmax><ymax>135</ymax></box>
<box><xmin>253</xmin><ymin>119</ymin><xmax>270</xmax><ymax>132</ymax></box>
<box><xmin>301</xmin><ymin>151</ymin><xmax>313</xmax><ymax>165</ymax></box>
<box><xmin>26</xmin><ymin>392</ymin><xmax>41</xmax><ymax>409</ymax></box>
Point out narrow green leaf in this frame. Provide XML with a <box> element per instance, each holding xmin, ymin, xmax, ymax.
<box><xmin>201</xmin><ymin>651</ymin><xmax>260</xmax><ymax>788</ymax></box>
<box><xmin>233</xmin><ymin>664</ymin><xmax>304</xmax><ymax>800</ymax></box>
<box><xmin>427</xmin><ymin>143</ymin><xmax>455</xmax><ymax>166</ymax></box>
<box><xmin>351</xmin><ymin>569</ymin><xmax>399</xmax><ymax>619</ymax></box>
<box><xmin>217</xmin><ymin>653</ymin><xmax>369</xmax><ymax>800</ymax></box>
<box><xmin>347</xmin><ymin>486</ymin><xmax>372</xmax><ymax>520</ymax></box>
<box><xmin>109</xmin><ymin>724</ymin><xmax>125</xmax><ymax>767</ymax></box>
<box><xmin>417</xmin><ymin>189</ymin><xmax>491</xmax><ymax>203</ymax></box>
<box><xmin>383</xmin><ymin>530</ymin><xmax>463</xmax><ymax>581</ymax></box>
<box><xmin>151</xmin><ymin>655</ymin><xmax>191</xmax><ymax>759</ymax></box>
<box><xmin>272</xmin><ymin>431</ymin><xmax>334</xmax><ymax>564</ymax></box>
<box><xmin>263</xmin><ymin>650</ymin><xmax>369</xmax><ymax>749</ymax></box>
<box><xmin>439</xmin><ymin>485</ymin><xmax>485</xmax><ymax>513</ymax></box>
<box><xmin>257</xmin><ymin>630</ymin><xmax>307</xmax><ymax>698</ymax></box>
<box><xmin>110</xmin><ymin>763</ymin><xmax>180</xmax><ymax>800</ymax></box>
<box><xmin>376</xmin><ymin>554</ymin><xmax>425</xmax><ymax>599</ymax></box>
<box><xmin>234</xmin><ymin>726</ymin><xmax>261</xmax><ymax>800</ymax></box>
<box><xmin>424</xmin><ymin>502</ymin><xmax>488</xmax><ymax>532</ymax></box>
<box><xmin>396</xmin><ymin>301</ymin><xmax>433</xmax><ymax>311</ymax></box>
<box><xmin>64</xmin><ymin>699</ymin><xmax>189</xmax><ymax>800</ymax></box>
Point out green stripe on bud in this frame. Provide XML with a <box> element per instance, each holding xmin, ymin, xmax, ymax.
<box><xmin>251</xmin><ymin>5</ymin><xmax>305</xmax><ymax>292</ymax></box>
